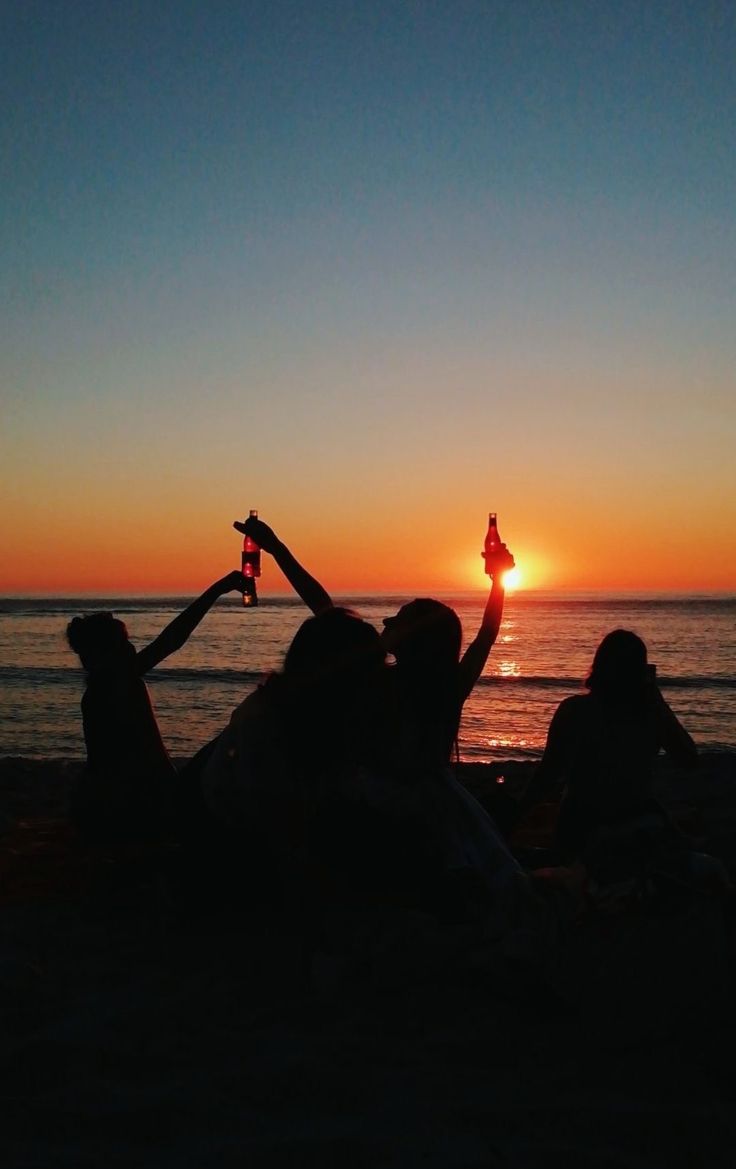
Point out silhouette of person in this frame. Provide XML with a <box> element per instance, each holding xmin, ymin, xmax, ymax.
<box><xmin>66</xmin><ymin>571</ymin><xmax>248</xmax><ymax>841</ymax></box>
<box><xmin>232</xmin><ymin>514</ymin><xmax>515</xmax><ymax>773</ymax></box>
<box><xmin>201</xmin><ymin>606</ymin><xmax>432</xmax><ymax>906</ymax></box>
<box><xmin>380</xmin><ymin>579</ymin><xmax>514</xmax><ymax>776</ymax></box>
<box><xmin>203</xmin><ymin>606</ymin><xmax>387</xmax><ymax>811</ymax></box>
<box><xmin>523</xmin><ymin>629</ymin><xmax>698</xmax><ymax>863</ymax></box>
<box><xmin>228</xmin><ymin>517</ymin><xmax>531</xmax><ymax>912</ymax></box>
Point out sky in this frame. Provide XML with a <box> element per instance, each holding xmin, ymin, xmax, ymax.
<box><xmin>2</xmin><ymin>1</ymin><xmax>734</xmax><ymax>595</ymax></box>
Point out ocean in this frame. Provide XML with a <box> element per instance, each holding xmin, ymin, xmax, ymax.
<box><xmin>0</xmin><ymin>593</ymin><xmax>734</xmax><ymax>762</ymax></box>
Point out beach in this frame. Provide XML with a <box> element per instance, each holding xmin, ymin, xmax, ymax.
<box><xmin>5</xmin><ymin>0</ymin><xmax>736</xmax><ymax>1161</ymax></box>
<box><xmin>2</xmin><ymin>752</ymin><xmax>736</xmax><ymax>1167</ymax></box>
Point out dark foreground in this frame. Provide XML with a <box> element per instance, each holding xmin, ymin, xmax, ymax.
<box><xmin>1</xmin><ymin>754</ymin><xmax>736</xmax><ymax>1168</ymax></box>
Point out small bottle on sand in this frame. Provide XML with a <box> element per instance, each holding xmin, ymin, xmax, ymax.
<box><xmin>242</xmin><ymin>509</ymin><xmax>261</xmax><ymax>607</ymax></box>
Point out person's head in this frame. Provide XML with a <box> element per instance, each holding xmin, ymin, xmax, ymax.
<box><xmin>280</xmin><ymin>607</ymin><xmax>388</xmax><ymax>760</ymax></box>
<box><xmin>66</xmin><ymin>613</ymin><xmax>134</xmax><ymax>673</ymax></box>
<box><xmin>284</xmin><ymin>607</ymin><xmax>385</xmax><ymax>687</ymax></box>
<box><xmin>381</xmin><ymin>599</ymin><xmax>462</xmax><ymax>673</ymax></box>
<box><xmin>585</xmin><ymin>629</ymin><xmax>648</xmax><ymax>702</ymax></box>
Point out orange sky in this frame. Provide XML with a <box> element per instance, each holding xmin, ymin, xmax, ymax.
<box><xmin>3</xmin><ymin>486</ymin><xmax>735</xmax><ymax>596</ymax></box>
<box><xmin>3</xmin><ymin>348</ymin><xmax>734</xmax><ymax>597</ymax></box>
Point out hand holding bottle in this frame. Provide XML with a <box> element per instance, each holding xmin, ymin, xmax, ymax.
<box><xmin>233</xmin><ymin>515</ymin><xmax>280</xmax><ymax>555</ymax></box>
<box><xmin>486</xmin><ymin>544</ymin><xmax>516</xmax><ymax>582</ymax></box>
<box><xmin>232</xmin><ymin>515</ymin><xmax>333</xmax><ymax>615</ymax></box>
<box><xmin>482</xmin><ymin>513</ymin><xmax>515</xmax><ymax>579</ymax></box>
<box><xmin>215</xmin><ymin>570</ymin><xmax>251</xmax><ymax>595</ymax></box>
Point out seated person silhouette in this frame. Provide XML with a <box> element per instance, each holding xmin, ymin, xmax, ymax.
<box><xmin>523</xmin><ymin>629</ymin><xmax>698</xmax><ymax>872</ymax></box>
<box><xmin>67</xmin><ymin>571</ymin><xmax>247</xmax><ymax>842</ymax></box>
<box><xmin>229</xmin><ymin>516</ymin><xmax>528</xmax><ymax>909</ymax></box>
<box><xmin>201</xmin><ymin>606</ymin><xmax>434</xmax><ymax>906</ymax></box>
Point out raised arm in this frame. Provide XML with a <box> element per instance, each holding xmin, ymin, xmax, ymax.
<box><xmin>233</xmin><ymin>516</ymin><xmax>333</xmax><ymax>615</ymax></box>
<box><xmin>136</xmin><ymin>571</ymin><xmax>248</xmax><ymax>675</ymax></box>
<box><xmin>457</xmin><ymin>545</ymin><xmax>515</xmax><ymax>700</ymax></box>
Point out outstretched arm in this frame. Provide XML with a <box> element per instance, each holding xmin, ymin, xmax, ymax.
<box><xmin>233</xmin><ymin>516</ymin><xmax>333</xmax><ymax>615</ymax></box>
<box><xmin>457</xmin><ymin>546</ymin><xmax>515</xmax><ymax>700</ymax></box>
<box><xmin>136</xmin><ymin>571</ymin><xmax>248</xmax><ymax>675</ymax></box>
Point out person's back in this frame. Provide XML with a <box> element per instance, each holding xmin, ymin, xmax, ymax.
<box><xmin>551</xmin><ymin>693</ymin><xmax>659</xmax><ymax>814</ymax></box>
<box><xmin>529</xmin><ymin>630</ymin><xmax>697</xmax><ymax>860</ymax></box>
<box><xmin>67</xmin><ymin>614</ymin><xmax>173</xmax><ymax>840</ymax></box>
<box><xmin>381</xmin><ymin>599</ymin><xmax>464</xmax><ymax>777</ymax></box>
<box><xmin>67</xmin><ymin>572</ymin><xmax>247</xmax><ymax>841</ymax></box>
<box><xmin>81</xmin><ymin>658</ymin><xmax>172</xmax><ymax>778</ymax></box>
<box><xmin>202</xmin><ymin>608</ymin><xmax>393</xmax><ymax>859</ymax></box>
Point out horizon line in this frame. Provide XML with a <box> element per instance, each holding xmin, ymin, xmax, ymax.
<box><xmin>2</xmin><ymin>588</ymin><xmax>735</xmax><ymax>601</ymax></box>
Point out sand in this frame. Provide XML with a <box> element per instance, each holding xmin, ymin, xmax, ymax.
<box><xmin>1</xmin><ymin>754</ymin><xmax>736</xmax><ymax>1168</ymax></box>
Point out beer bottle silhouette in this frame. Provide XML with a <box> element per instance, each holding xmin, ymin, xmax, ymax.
<box><xmin>241</xmin><ymin>509</ymin><xmax>261</xmax><ymax>607</ymax></box>
<box><xmin>482</xmin><ymin>512</ymin><xmax>506</xmax><ymax>577</ymax></box>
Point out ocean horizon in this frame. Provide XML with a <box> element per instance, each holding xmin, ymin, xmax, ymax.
<box><xmin>1</xmin><ymin>592</ymin><xmax>734</xmax><ymax>762</ymax></box>
<box><xmin>3</xmin><ymin>589</ymin><xmax>735</xmax><ymax>602</ymax></box>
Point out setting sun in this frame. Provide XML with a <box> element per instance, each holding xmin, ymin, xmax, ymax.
<box><xmin>465</xmin><ymin>552</ymin><xmax>535</xmax><ymax>593</ymax></box>
<box><xmin>501</xmin><ymin>567</ymin><xmax>522</xmax><ymax>591</ymax></box>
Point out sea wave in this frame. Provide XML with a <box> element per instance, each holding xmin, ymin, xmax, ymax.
<box><xmin>476</xmin><ymin>673</ymin><xmax>736</xmax><ymax>690</ymax></box>
<box><xmin>2</xmin><ymin>593</ymin><xmax>735</xmax><ymax>618</ymax></box>
<box><xmin>0</xmin><ymin>596</ymin><xmax>305</xmax><ymax>617</ymax></box>
<box><xmin>2</xmin><ymin>664</ymin><xmax>735</xmax><ymax>691</ymax></box>
<box><xmin>0</xmin><ymin>665</ymin><xmax>265</xmax><ymax>687</ymax></box>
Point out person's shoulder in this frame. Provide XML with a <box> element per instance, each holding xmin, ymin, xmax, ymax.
<box><xmin>552</xmin><ymin>693</ymin><xmax>590</xmax><ymax>725</ymax></box>
<box><xmin>556</xmin><ymin>693</ymin><xmax>589</xmax><ymax>713</ymax></box>
<box><xmin>228</xmin><ymin>677</ymin><xmax>276</xmax><ymax>728</ymax></box>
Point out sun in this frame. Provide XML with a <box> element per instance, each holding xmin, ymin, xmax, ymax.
<box><xmin>467</xmin><ymin>555</ymin><xmax>527</xmax><ymax>591</ymax></box>
<box><xmin>501</xmin><ymin>566</ymin><xmax>522</xmax><ymax>591</ymax></box>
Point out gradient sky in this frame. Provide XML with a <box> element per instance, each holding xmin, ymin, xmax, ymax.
<box><xmin>2</xmin><ymin>1</ymin><xmax>734</xmax><ymax>594</ymax></box>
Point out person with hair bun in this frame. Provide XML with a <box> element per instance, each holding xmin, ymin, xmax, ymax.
<box><xmin>67</xmin><ymin>571</ymin><xmax>248</xmax><ymax>841</ymax></box>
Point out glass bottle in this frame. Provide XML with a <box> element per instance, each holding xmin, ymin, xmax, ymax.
<box><xmin>242</xmin><ymin>509</ymin><xmax>261</xmax><ymax>607</ymax></box>
<box><xmin>483</xmin><ymin>512</ymin><xmax>504</xmax><ymax>576</ymax></box>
